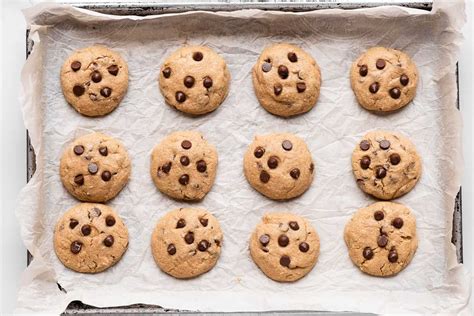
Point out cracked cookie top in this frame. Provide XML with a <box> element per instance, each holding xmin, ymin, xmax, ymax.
<box><xmin>249</xmin><ymin>212</ymin><xmax>320</xmax><ymax>282</ymax></box>
<box><xmin>60</xmin><ymin>45</ymin><xmax>129</xmax><ymax>117</ymax></box>
<box><xmin>243</xmin><ymin>133</ymin><xmax>314</xmax><ymax>200</ymax></box>
<box><xmin>352</xmin><ymin>130</ymin><xmax>421</xmax><ymax>200</ymax></box>
<box><xmin>350</xmin><ymin>47</ymin><xmax>418</xmax><ymax>112</ymax></box>
<box><xmin>54</xmin><ymin>203</ymin><xmax>129</xmax><ymax>273</ymax></box>
<box><xmin>252</xmin><ymin>43</ymin><xmax>321</xmax><ymax>117</ymax></box>
<box><xmin>150</xmin><ymin>131</ymin><xmax>218</xmax><ymax>201</ymax></box>
<box><xmin>151</xmin><ymin>208</ymin><xmax>223</xmax><ymax>279</ymax></box>
<box><xmin>344</xmin><ymin>202</ymin><xmax>418</xmax><ymax>277</ymax></box>
<box><xmin>158</xmin><ymin>45</ymin><xmax>231</xmax><ymax>115</ymax></box>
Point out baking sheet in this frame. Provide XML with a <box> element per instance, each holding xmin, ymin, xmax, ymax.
<box><xmin>16</xmin><ymin>1</ymin><xmax>471</xmax><ymax>314</ymax></box>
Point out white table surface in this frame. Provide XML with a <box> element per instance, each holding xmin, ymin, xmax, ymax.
<box><xmin>1</xmin><ymin>0</ymin><xmax>472</xmax><ymax>314</ymax></box>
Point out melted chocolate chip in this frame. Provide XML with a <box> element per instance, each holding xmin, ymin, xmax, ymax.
<box><xmin>280</xmin><ymin>255</ymin><xmax>291</xmax><ymax>267</ymax></box>
<box><xmin>390</xmin><ymin>153</ymin><xmax>401</xmax><ymax>165</ymax></box>
<box><xmin>390</xmin><ymin>88</ymin><xmax>401</xmax><ymax>99</ymax></box>
<box><xmin>288</xmin><ymin>52</ymin><xmax>298</xmax><ymax>62</ymax></box>
<box><xmin>203</xmin><ymin>76</ymin><xmax>213</xmax><ymax>88</ymax></box>
<box><xmin>274</xmin><ymin>84</ymin><xmax>283</xmax><ymax>96</ymax></box>
<box><xmin>100</xmin><ymin>87</ymin><xmax>112</xmax><ymax>98</ymax></box>
<box><xmin>74</xmin><ymin>174</ymin><xmax>84</xmax><ymax>185</ymax></box>
<box><xmin>101</xmin><ymin>171</ymin><xmax>112</xmax><ymax>181</ymax></box>
<box><xmin>267</xmin><ymin>156</ymin><xmax>279</xmax><ymax>169</ymax></box>
<box><xmin>71</xmin><ymin>61</ymin><xmax>81</xmax><ymax>71</ymax></box>
<box><xmin>176</xmin><ymin>219</ymin><xmax>186</xmax><ymax>228</ymax></box>
<box><xmin>369</xmin><ymin>82</ymin><xmax>380</xmax><ymax>93</ymax></box>
<box><xmin>392</xmin><ymin>217</ymin><xmax>404</xmax><ymax>229</ymax></box>
<box><xmin>91</xmin><ymin>71</ymin><xmax>102</xmax><ymax>83</ymax></box>
<box><xmin>278</xmin><ymin>65</ymin><xmax>289</xmax><ymax>79</ymax></box>
<box><xmin>379</xmin><ymin>140</ymin><xmax>391</xmax><ymax>150</ymax></box>
<box><xmin>400</xmin><ymin>74</ymin><xmax>409</xmax><ymax>86</ymax></box>
<box><xmin>81</xmin><ymin>225</ymin><xmax>91</xmax><ymax>236</ymax></box>
<box><xmin>278</xmin><ymin>234</ymin><xmax>289</xmax><ymax>247</ymax></box>
<box><xmin>363</xmin><ymin>247</ymin><xmax>373</xmax><ymax>260</ymax></box>
<box><xmin>377</xmin><ymin>235</ymin><xmax>388</xmax><ymax>248</ymax></box>
<box><xmin>167</xmin><ymin>244</ymin><xmax>176</xmax><ymax>255</ymax></box>
<box><xmin>359</xmin><ymin>65</ymin><xmax>368</xmax><ymax>76</ymax></box>
<box><xmin>296</xmin><ymin>82</ymin><xmax>306</xmax><ymax>93</ymax></box>
<box><xmin>196</xmin><ymin>160</ymin><xmax>207</xmax><ymax>173</ymax></box>
<box><xmin>198</xmin><ymin>240</ymin><xmax>210</xmax><ymax>252</ymax></box>
<box><xmin>290</xmin><ymin>168</ymin><xmax>301</xmax><ymax>179</ymax></box>
<box><xmin>99</xmin><ymin>146</ymin><xmax>108</xmax><ymax>156</ymax></box>
<box><xmin>254</xmin><ymin>147</ymin><xmax>265</xmax><ymax>158</ymax></box>
<box><xmin>310</xmin><ymin>163</ymin><xmax>314</xmax><ymax>174</ymax></box>
<box><xmin>103</xmin><ymin>235</ymin><xmax>114</xmax><ymax>247</ymax></box>
<box><xmin>105</xmin><ymin>215</ymin><xmax>116</xmax><ymax>227</ymax></box>
<box><xmin>181</xmin><ymin>140</ymin><xmax>192</xmax><ymax>149</ymax></box>
<box><xmin>88</xmin><ymin>163</ymin><xmax>98</xmax><ymax>175</ymax></box>
<box><xmin>179</xmin><ymin>174</ymin><xmax>189</xmax><ymax>185</ymax></box>
<box><xmin>161</xmin><ymin>162</ymin><xmax>172</xmax><ymax>174</ymax></box>
<box><xmin>282</xmin><ymin>140</ymin><xmax>293</xmax><ymax>151</ymax></box>
<box><xmin>374</xmin><ymin>210</ymin><xmax>384</xmax><ymax>221</ymax></box>
<box><xmin>193</xmin><ymin>52</ymin><xmax>203</xmax><ymax>61</ymax></box>
<box><xmin>289</xmin><ymin>221</ymin><xmax>299</xmax><ymax>230</ymax></box>
<box><xmin>360</xmin><ymin>156</ymin><xmax>371</xmax><ymax>169</ymax></box>
<box><xmin>180</xmin><ymin>156</ymin><xmax>190</xmax><ymax>166</ymax></box>
<box><xmin>107</xmin><ymin>65</ymin><xmax>119</xmax><ymax>76</ymax></box>
<box><xmin>74</xmin><ymin>145</ymin><xmax>84</xmax><ymax>155</ymax></box>
<box><xmin>376</xmin><ymin>59</ymin><xmax>386</xmax><ymax>69</ymax></box>
<box><xmin>69</xmin><ymin>219</ymin><xmax>79</xmax><ymax>229</ymax></box>
<box><xmin>199</xmin><ymin>218</ymin><xmax>208</xmax><ymax>227</ymax></box>
<box><xmin>299</xmin><ymin>242</ymin><xmax>310</xmax><ymax>253</ymax></box>
<box><xmin>162</xmin><ymin>67</ymin><xmax>171</xmax><ymax>78</ymax></box>
<box><xmin>259</xmin><ymin>234</ymin><xmax>270</xmax><ymax>246</ymax></box>
<box><xmin>375</xmin><ymin>166</ymin><xmax>387</xmax><ymax>179</ymax></box>
<box><xmin>70</xmin><ymin>241</ymin><xmax>82</xmax><ymax>254</ymax></box>
<box><xmin>175</xmin><ymin>91</ymin><xmax>186</xmax><ymax>103</ymax></box>
<box><xmin>184</xmin><ymin>232</ymin><xmax>194</xmax><ymax>244</ymax></box>
<box><xmin>262</xmin><ymin>62</ymin><xmax>272</xmax><ymax>72</ymax></box>
<box><xmin>260</xmin><ymin>170</ymin><xmax>270</xmax><ymax>183</ymax></box>
<box><xmin>184</xmin><ymin>76</ymin><xmax>195</xmax><ymax>88</ymax></box>
<box><xmin>360</xmin><ymin>140</ymin><xmax>370</xmax><ymax>151</ymax></box>
<box><xmin>73</xmin><ymin>85</ymin><xmax>85</xmax><ymax>96</ymax></box>
<box><xmin>388</xmin><ymin>248</ymin><xmax>398</xmax><ymax>263</ymax></box>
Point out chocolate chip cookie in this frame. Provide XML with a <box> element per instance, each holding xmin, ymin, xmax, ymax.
<box><xmin>252</xmin><ymin>43</ymin><xmax>321</xmax><ymax>117</ymax></box>
<box><xmin>54</xmin><ymin>203</ymin><xmax>129</xmax><ymax>273</ymax></box>
<box><xmin>60</xmin><ymin>45</ymin><xmax>129</xmax><ymax>117</ymax></box>
<box><xmin>243</xmin><ymin>133</ymin><xmax>314</xmax><ymax>200</ymax></box>
<box><xmin>151</xmin><ymin>208</ymin><xmax>223</xmax><ymax>279</ymax></box>
<box><xmin>60</xmin><ymin>132</ymin><xmax>131</xmax><ymax>202</ymax></box>
<box><xmin>250</xmin><ymin>213</ymin><xmax>319</xmax><ymax>282</ymax></box>
<box><xmin>352</xmin><ymin>130</ymin><xmax>421</xmax><ymax>200</ymax></box>
<box><xmin>159</xmin><ymin>46</ymin><xmax>230</xmax><ymax>115</ymax></box>
<box><xmin>350</xmin><ymin>47</ymin><xmax>418</xmax><ymax>112</ymax></box>
<box><xmin>150</xmin><ymin>131</ymin><xmax>218</xmax><ymax>201</ymax></box>
<box><xmin>344</xmin><ymin>202</ymin><xmax>418</xmax><ymax>277</ymax></box>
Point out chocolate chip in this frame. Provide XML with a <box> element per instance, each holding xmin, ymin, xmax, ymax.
<box><xmin>289</xmin><ymin>221</ymin><xmax>299</xmax><ymax>230</ymax></box>
<box><xmin>198</xmin><ymin>240</ymin><xmax>210</xmax><ymax>252</ymax></box>
<box><xmin>288</xmin><ymin>52</ymin><xmax>298</xmax><ymax>62</ymax></box>
<box><xmin>74</xmin><ymin>174</ymin><xmax>84</xmax><ymax>185</ymax></box>
<box><xmin>71</xmin><ymin>61</ymin><xmax>81</xmax><ymax>71</ymax></box>
<box><xmin>359</xmin><ymin>64</ymin><xmax>368</xmax><ymax>76</ymax></box>
<box><xmin>259</xmin><ymin>234</ymin><xmax>270</xmax><ymax>246</ymax></box>
<box><xmin>81</xmin><ymin>225</ymin><xmax>91</xmax><ymax>236</ymax></box>
<box><xmin>376</xmin><ymin>59</ymin><xmax>386</xmax><ymax>69</ymax></box>
<box><xmin>375</xmin><ymin>166</ymin><xmax>387</xmax><ymax>179</ymax></box>
<box><xmin>69</xmin><ymin>219</ymin><xmax>79</xmax><ymax>229</ymax></box>
<box><xmin>100</xmin><ymin>87</ymin><xmax>112</xmax><ymax>97</ymax></box>
<box><xmin>254</xmin><ymin>147</ymin><xmax>265</xmax><ymax>158</ymax></box>
<box><xmin>91</xmin><ymin>71</ymin><xmax>102</xmax><ymax>83</ymax></box>
<box><xmin>377</xmin><ymin>235</ymin><xmax>388</xmax><ymax>247</ymax></box>
<box><xmin>184</xmin><ymin>232</ymin><xmax>194</xmax><ymax>244</ymax></box>
<box><xmin>200</xmin><ymin>218</ymin><xmax>208</xmax><ymax>227</ymax></box>
<box><xmin>310</xmin><ymin>163</ymin><xmax>314</xmax><ymax>174</ymax></box>
<box><xmin>180</xmin><ymin>156</ymin><xmax>190</xmax><ymax>166</ymax></box>
<box><xmin>278</xmin><ymin>234</ymin><xmax>289</xmax><ymax>247</ymax></box>
<box><xmin>193</xmin><ymin>52</ymin><xmax>203</xmax><ymax>61</ymax></box>
<box><xmin>290</xmin><ymin>168</ymin><xmax>300</xmax><ymax>179</ymax></box>
<box><xmin>162</xmin><ymin>162</ymin><xmax>172</xmax><ymax>174</ymax></box>
<box><xmin>296</xmin><ymin>82</ymin><xmax>306</xmax><ymax>93</ymax></box>
<box><xmin>282</xmin><ymin>140</ymin><xmax>293</xmax><ymax>151</ymax></box>
<box><xmin>278</xmin><ymin>65</ymin><xmax>289</xmax><ymax>79</ymax></box>
<box><xmin>103</xmin><ymin>235</ymin><xmax>114</xmax><ymax>247</ymax></box>
<box><xmin>179</xmin><ymin>174</ymin><xmax>189</xmax><ymax>185</ymax></box>
<box><xmin>106</xmin><ymin>215</ymin><xmax>116</xmax><ymax>227</ymax></box>
<box><xmin>392</xmin><ymin>217</ymin><xmax>404</xmax><ymax>229</ymax></box>
<box><xmin>90</xmin><ymin>207</ymin><xmax>101</xmax><ymax>218</ymax></box>
<box><xmin>267</xmin><ymin>156</ymin><xmax>278</xmax><ymax>169</ymax></box>
<box><xmin>390</xmin><ymin>153</ymin><xmax>401</xmax><ymax>165</ymax></box>
<box><xmin>262</xmin><ymin>62</ymin><xmax>272</xmax><ymax>72</ymax></box>
<box><xmin>98</xmin><ymin>146</ymin><xmax>108</xmax><ymax>156</ymax></box>
<box><xmin>360</xmin><ymin>156</ymin><xmax>371</xmax><ymax>169</ymax></box>
<box><xmin>101</xmin><ymin>171</ymin><xmax>112</xmax><ymax>181</ymax></box>
<box><xmin>360</xmin><ymin>140</ymin><xmax>370</xmax><ymax>151</ymax></box>
<box><xmin>390</xmin><ymin>88</ymin><xmax>401</xmax><ymax>99</ymax></box>
<box><xmin>88</xmin><ymin>163</ymin><xmax>98</xmax><ymax>175</ymax></box>
<box><xmin>274</xmin><ymin>84</ymin><xmax>282</xmax><ymax>96</ymax></box>
<box><xmin>167</xmin><ymin>244</ymin><xmax>176</xmax><ymax>255</ymax></box>
<box><xmin>107</xmin><ymin>65</ymin><xmax>119</xmax><ymax>76</ymax></box>
<box><xmin>379</xmin><ymin>140</ymin><xmax>390</xmax><ymax>150</ymax></box>
<box><xmin>369</xmin><ymin>82</ymin><xmax>379</xmax><ymax>93</ymax></box>
<box><xmin>73</xmin><ymin>145</ymin><xmax>84</xmax><ymax>155</ymax></box>
<box><xmin>363</xmin><ymin>247</ymin><xmax>373</xmax><ymax>260</ymax></box>
<box><xmin>184</xmin><ymin>76</ymin><xmax>195</xmax><ymax>88</ymax></box>
<box><xmin>196</xmin><ymin>160</ymin><xmax>207</xmax><ymax>173</ymax></box>
<box><xmin>73</xmin><ymin>85</ymin><xmax>85</xmax><ymax>96</ymax></box>
<box><xmin>176</xmin><ymin>219</ymin><xmax>186</xmax><ymax>228</ymax></box>
<box><xmin>70</xmin><ymin>241</ymin><xmax>82</xmax><ymax>254</ymax></box>
<box><xmin>162</xmin><ymin>67</ymin><xmax>171</xmax><ymax>78</ymax></box>
<box><xmin>203</xmin><ymin>76</ymin><xmax>213</xmax><ymax>88</ymax></box>
<box><xmin>299</xmin><ymin>242</ymin><xmax>310</xmax><ymax>253</ymax></box>
<box><xmin>388</xmin><ymin>249</ymin><xmax>398</xmax><ymax>263</ymax></box>
<box><xmin>280</xmin><ymin>255</ymin><xmax>291</xmax><ymax>267</ymax></box>
<box><xmin>400</xmin><ymin>74</ymin><xmax>409</xmax><ymax>86</ymax></box>
<box><xmin>374</xmin><ymin>210</ymin><xmax>384</xmax><ymax>221</ymax></box>
<box><xmin>175</xmin><ymin>91</ymin><xmax>186</xmax><ymax>103</ymax></box>
<box><xmin>260</xmin><ymin>170</ymin><xmax>270</xmax><ymax>183</ymax></box>
<box><xmin>181</xmin><ymin>140</ymin><xmax>192</xmax><ymax>149</ymax></box>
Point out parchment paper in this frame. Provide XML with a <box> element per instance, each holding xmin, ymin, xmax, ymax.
<box><xmin>16</xmin><ymin>1</ymin><xmax>471</xmax><ymax>314</ymax></box>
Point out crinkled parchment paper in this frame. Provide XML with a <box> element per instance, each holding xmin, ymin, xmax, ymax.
<box><xmin>16</xmin><ymin>1</ymin><xmax>471</xmax><ymax>314</ymax></box>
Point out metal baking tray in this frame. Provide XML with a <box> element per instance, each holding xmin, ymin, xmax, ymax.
<box><xmin>24</xmin><ymin>1</ymin><xmax>463</xmax><ymax>314</ymax></box>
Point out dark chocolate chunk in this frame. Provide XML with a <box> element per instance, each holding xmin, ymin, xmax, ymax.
<box><xmin>254</xmin><ymin>147</ymin><xmax>265</xmax><ymax>158</ymax></box>
<box><xmin>184</xmin><ymin>232</ymin><xmax>194</xmax><ymax>244</ymax></box>
<box><xmin>88</xmin><ymin>163</ymin><xmax>98</xmax><ymax>175</ymax></box>
<box><xmin>91</xmin><ymin>71</ymin><xmax>102</xmax><ymax>83</ymax></box>
<box><xmin>193</xmin><ymin>52</ymin><xmax>203</xmax><ymax>61</ymax></box>
<box><xmin>360</xmin><ymin>156</ymin><xmax>371</xmax><ymax>169</ymax></box>
<box><xmin>359</xmin><ymin>65</ymin><xmax>368</xmax><ymax>76</ymax></box>
<box><xmin>282</xmin><ymin>140</ymin><xmax>293</xmax><ymax>151</ymax></box>
<box><xmin>167</xmin><ymin>244</ymin><xmax>176</xmax><ymax>255</ymax></box>
<box><xmin>74</xmin><ymin>145</ymin><xmax>84</xmax><ymax>155</ymax></box>
<box><xmin>73</xmin><ymin>85</ymin><xmax>85</xmax><ymax>96</ymax></box>
<box><xmin>101</xmin><ymin>171</ymin><xmax>111</xmax><ymax>181</ymax></box>
<box><xmin>203</xmin><ymin>76</ymin><xmax>213</xmax><ymax>88</ymax></box>
<box><xmin>69</xmin><ymin>219</ymin><xmax>79</xmax><ymax>229</ymax></box>
<box><xmin>184</xmin><ymin>76</ymin><xmax>195</xmax><ymax>88</ymax></box>
<box><xmin>260</xmin><ymin>170</ymin><xmax>270</xmax><ymax>183</ymax></box>
<box><xmin>278</xmin><ymin>65</ymin><xmax>289</xmax><ymax>79</ymax></box>
<box><xmin>105</xmin><ymin>215</ymin><xmax>116</xmax><ymax>227</ymax></box>
<box><xmin>280</xmin><ymin>255</ymin><xmax>291</xmax><ymax>267</ymax></box>
<box><xmin>103</xmin><ymin>235</ymin><xmax>114</xmax><ymax>247</ymax></box>
<box><xmin>363</xmin><ymin>247</ymin><xmax>373</xmax><ymax>260</ymax></box>
<box><xmin>278</xmin><ymin>234</ymin><xmax>289</xmax><ymax>247</ymax></box>
<box><xmin>100</xmin><ymin>87</ymin><xmax>112</xmax><ymax>97</ymax></box>
<box><xmin>81</xmin><ymin>225</ymin><xmax>91</xmax><ymax>236</ymax></box>
<box><xmin>74</xmin><ymin>174</ymin><xmax>84</xmax><ymax>185</ymax></box>
<box><xmin>181</xmin><ymin>140</ymin><xmax>192</xmax><ymax>149</ymax></box>
<box><xmin>374</xmin><ymin>210</ymin><xmax>384</xmax><ymax>221</ymax></box>
<box><xmin>290</xmin><ymin>168</ymin><xmax>300</xmax><ymax>179</ymax></box>
<box><xmin>176</xmin><ymin>219</ymin><xmax>186</xmax><ymax>228</ymax></box>
<box><xmin>179</xmin><ymin>174</ymin><xmax>189</xmax><ymax>185</ymax></box>
<box><xmin>71</xmin><ymin>61</ymin><xmax>81</xmax><ymax>71</ymax></box>
<box><xmin>175</xmin><ymin>91</ymin><xmax>186</xmax><ymax>103</ymax></box>
<box><xmin>267</xmin><ymin>156</ymin><xmax>279</xmax><ymax>169</ymax></box>
<box><xmin>107</xmin><ymin>65</ymin><xmax>119</xmax><ymax>76</ymax></box>
<box><xmin>70</xmin><ymin>241</ymin><xmax>82</xmax><ymax>254</ymax></box>
<box><xmin>198</xmin><ymin>240</ymin><xmax>210</xmax><ymax>252</ymax></box>
<box><xmin>376</xmin><ymin>59</ymin><xmax>386</xmax><ymax>69</ymax></box>
<box><xmin>180</xmin><ymin>156</ymin><xmax>190</xmax><ymax>166</ymax></box>
<box><xmin>162</xmin><ymin>67</ymin><xmax>171</xmax><ymax>78</ymax></box>
<box><xmin>196</xmin><ymin>160</ymin><xmax>207</xmax><ymax>173</ymax></box>
<box><xmin>299</xmin><ymin>242</ymin><xmax>310</xmax><ymax>253</ymax></box>
<box><xmin>288</xmin><ymin>52</ymin><xmax>297</xmax><ymax>62</ymax></box>
<box><xmin>392</xmin><ymin>217</ymin><xmax>404</xmax><ymax>229</ymax></box>
<box><xmin>259</xmin><ymin>234</ymin><xmax>270</xmax><ymax>246</ymax></box>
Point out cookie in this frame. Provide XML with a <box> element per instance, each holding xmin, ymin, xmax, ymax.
<box><xmin>252</xmin><ymin>43</ymin><xmax>321</xmax><ymax>117</ymax></box>
<box><xmin>151</xmin><ymin>208</ymin><xmax>223</xmax><ymax>279</ymax></box>
<box><xmin>344</xmin><ymin>202</ymin><xmax>418</xmax><ymax>277</ymax></box>
<box><xmin>158</xmin><ymin>46</ymin><xmax>230</xmax><ymax>115</ymax></box>
<box><xmin>150</xmin><ymin>131</ymin><xmax>218</xmax><ymax>201</ymax></box>
<box><xmin>352</xmin><ymin>130</ymin><xmax>421</xmax><ymax>200</ymax></box>
<box><xmin>243</xmin><ymin>133</ymin><xmax>314</xmax><ymax>200</ymax></box>
<box><xmin>60</xmin><ymin>132</ymin><xmax>131</xmax><ymax>202</ymax></box>
<box><xmin>54</xmin><ymin>203</ymin><xmax>129</xmax><ymax>273</ymax></box>
<box><xmin>60</xmin><ymin>45</ymin><xmax>129</xmax><ymax>117</ymax></box>
<box><xmin>350</xmin><ymin>47</ymin><xmax>418</xmax><ymax>112</ymax></box>
<box><xmin>250</xmin><ymin>213</ymin><xmax>319</xmax><ymax>282</ymax></box>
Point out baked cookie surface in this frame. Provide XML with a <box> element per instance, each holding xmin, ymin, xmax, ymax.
<box><xmin>54</xmin><ymin>203</ymin><xmax>129</xmax><ymax>273</ymax></box>
<box><xmin>352</xmin><ymin>130</ymin><xmax>421</xmax><ymax>200</ymax></box>
<box><xmin>60</xmin><ymin>132</ymin><xmax>131</xmax><ymax>203</ymax></box>
<box><xmin>243</xmin><ymin>133</ymin><xmax>314</xmax><ymax>200</ymax></box>
<box><xmin>60</xmin><ymin>45</ymin><xmax>129</xmax><ymax>117</ymax></box>
<box><xmin>350</xmin><ymin>47</ymin><xmax>418</xmax><ymax>112</ymax></box>
<box><xmin>159</xmin><ymin>46</ymin><xmax>230</xmax><ymax>115</ymax></box>
<box><xmin>250</xmin><ymin>212</ymin><xmax>320</xmax><ymax>282</ymax></box>
<box><xmin>344</xmin><ymin>202</ymin><xmax>418</xmax><ymax>277</ymax></box>
<box><xmin>252</xmin><ymin>43</ymin><xmax>321</xmax><ymax>117</ymax></box>
<box><xmin>151</xmin><ymin>208</ymin><xmax>223</xmax><ymax>279</ymax></box>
